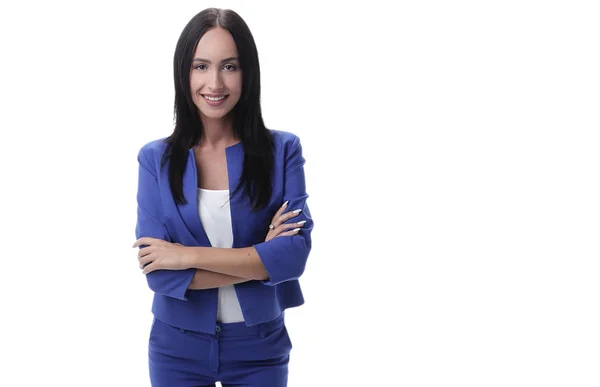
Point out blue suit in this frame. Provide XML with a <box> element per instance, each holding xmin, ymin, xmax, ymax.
<box><xmin>135</xmin><ymin>129</ymin><xmax>313</xmax><ymax>386</ymax></box>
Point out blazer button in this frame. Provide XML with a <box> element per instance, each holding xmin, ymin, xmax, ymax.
<box><xmin>215</xmin><ymin>325</ymin><xmax>221</xmax><ymax>334</ymax></box>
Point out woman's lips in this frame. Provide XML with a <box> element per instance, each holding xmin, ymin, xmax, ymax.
<box><xmin>202</xmin><ymin>94</ymin><xmax>229</xmax><ymax>107</ymax></box>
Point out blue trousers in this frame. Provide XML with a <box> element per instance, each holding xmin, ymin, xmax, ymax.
<box><xmin>148</xmin><ymin>313</ymin><xmax>292</xmax><ymax>386</ymax></box>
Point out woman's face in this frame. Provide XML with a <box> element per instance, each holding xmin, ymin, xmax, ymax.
<box><xmin>190</xmin><ymin>27</ymin><xmax>242</xmax><ymax>121</ymax></box>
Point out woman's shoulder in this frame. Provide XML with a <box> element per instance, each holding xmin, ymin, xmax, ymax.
<box><xmin>269</xmin><ymin>129</ymin><xmax>302</xmax><ymax>152</ymax></box>
<box><xmin>137</xmin><ymin>137</ymin><xmax>169</xmax><ymax>160</ymax></box>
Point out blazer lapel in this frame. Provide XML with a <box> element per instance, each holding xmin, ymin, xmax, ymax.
<box><xmin>226</xmin><ymin>142</ymin><xmax>245</xmax><ymax>248</ymax></box>
<box><xmin>174</xmin><ymin>149</ymin><xmax>212</xmax><ymax>247</ymax></box>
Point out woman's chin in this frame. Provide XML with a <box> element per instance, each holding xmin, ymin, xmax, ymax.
<box><xmin>198</xmin><ymin>109</ymin><xmax>231</xmax><ymax>120</ymax></box>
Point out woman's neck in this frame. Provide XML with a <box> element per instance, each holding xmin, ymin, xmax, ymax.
<box><xmin>197</xmin><ymin>115</ymin><xmax>238</xmax><ymax>149</ymax></box>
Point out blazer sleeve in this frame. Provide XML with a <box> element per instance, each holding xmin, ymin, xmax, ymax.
<box><xmin>135</xmin><ymin>145</ymin><xmax>195</xmax><ymax>301</ymax></box>
<box><xmin>253</xmin><ymin>135</ymin><xmax>314</xmax><ymax>286</ymax></box>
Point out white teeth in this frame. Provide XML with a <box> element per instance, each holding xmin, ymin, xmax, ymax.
<box><xmin>204</xmin><ymin>95</ymin><xmax>226</xmax><ymax>101</ymax></box>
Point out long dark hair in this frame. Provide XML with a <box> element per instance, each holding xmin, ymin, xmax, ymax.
<box><xmin>161</xmin><ymin>8</ymin><xmax>274</xmax><ymax>210</ymax></box>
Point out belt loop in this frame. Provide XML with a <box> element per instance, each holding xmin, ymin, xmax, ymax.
<box><xmin>259</xmin><ymin>323</ymin><xmax>266</xmax><ymax>338</ymax></box>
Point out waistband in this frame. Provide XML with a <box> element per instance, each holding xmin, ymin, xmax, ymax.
<box><xmin>214</xmin><ymin>313</ymin><xmax>285</xmax><ymax>338</ymax></box>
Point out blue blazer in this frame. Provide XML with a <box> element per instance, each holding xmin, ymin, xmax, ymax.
<box><xmin>135</xmin><ymin>129</ymin><xmax>313</xmax><ymax>333</ymax></box>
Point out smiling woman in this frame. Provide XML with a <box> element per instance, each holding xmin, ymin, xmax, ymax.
<box><xmin>133</xmin><ymin>7</ymin><xmax>314</xmax><ymax>387</ymax></box>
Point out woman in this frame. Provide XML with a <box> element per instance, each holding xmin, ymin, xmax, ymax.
<box><xmin>132</xmin><ymin>8</ymin><xmax>313</xmax><ymax>387</ymax></box>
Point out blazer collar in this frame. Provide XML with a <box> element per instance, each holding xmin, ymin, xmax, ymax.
<box><xmin>176</xmin><ymin>142</ymin><xmax>245</xmax><ymax>247</ymax></box>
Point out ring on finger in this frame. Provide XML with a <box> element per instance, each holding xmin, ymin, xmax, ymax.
<box><xmin>269</xmin><ymin>224</ymin><xmax>275</xmax><ymax>230</ymax></box>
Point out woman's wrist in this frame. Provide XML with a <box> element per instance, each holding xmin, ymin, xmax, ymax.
<box><xmin>184</xmin><ymin>246</ymin><xmax>204</xmax><ymax>269</ymax></box>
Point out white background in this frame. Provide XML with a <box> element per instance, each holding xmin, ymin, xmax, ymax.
<box><xmin>1</xmin><ymin>1</ymin><xmax>599</xmax><ymax>386</ymax></box>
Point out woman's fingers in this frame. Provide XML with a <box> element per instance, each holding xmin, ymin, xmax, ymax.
<box><xmin>265</xmin><ymin>218</ymin><xmax>306</xmax><ymax>241</ymax></box>
<box><xmin>138</xmin><ymin>245</ymin><xmax>155</xmax><ymax>260</ymax></box>
<box><xmin>139</xmin><ymin>251</ymin><xmax>156</xmax><ymax>268</ymax></box>
<box><xmin>277</xmin><ymin>208</ymin><xmax>302</xmax><ymax>225</ymax></box>
<box><xmin>272</xmin><ymin>220</ymin><xmax>305</xmax><ymax>238</ymax></box>
<box><xmin>273</xmin><ymin>201</ymin><xmax>289</xmax><ymax>219</ymax></box>
<box><xmin>264</xmin><ymin>202</ymin><xmax>304</xmax><ymax>242</ymax></box>
<box><xmin>275</xmin><ymin>220</ymin><xmax>305</xmax><ymax>233</ymax></box>
<box><xmin>132</xmin><ymin>237</ymin><xmax>165</xmax><ymax>249</ymax></box>
<box><xmin>277</xmin><ymin>228</ymin><xmax>302</xmax><ymax>237</ymax></box>
<box><xmin>268</xmin><ymin>201</ymin><xmax>303</xmax><ymax>230</ymax></box>
<box><xmin>142</xmin><ymin>262</ymin><xmax>157</xmax><ymax>275</ymax></box>
<box><xmin>269</xmin><ymin>201</ymin><xmax>289</xmax><ymax>228</ymax></box>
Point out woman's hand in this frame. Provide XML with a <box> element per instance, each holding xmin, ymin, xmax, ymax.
<box><xmin>265</xmin><ymin>201</ymin><xmax>306</xmax><ymax>242</ymax></box>
<box><xmin>132</xmin><ymin>237</ymin><xmax>192</xmax><ymax>274</ymax></box>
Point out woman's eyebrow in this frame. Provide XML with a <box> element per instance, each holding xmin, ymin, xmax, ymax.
<box><xmin>193</xmin><ymin>57</ymin><xmax>239</xmax><ymax>63</ymax></box>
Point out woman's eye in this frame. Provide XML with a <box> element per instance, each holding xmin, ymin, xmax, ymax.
<box><xmin>195</xmin><ymin>64</ymin><xmax>207</xmax><ymax>70</ymax></box>
<box><xmin>223</xmin><ymin>64</ymin><xmax>236</xmax><ymax>71</ymax></box>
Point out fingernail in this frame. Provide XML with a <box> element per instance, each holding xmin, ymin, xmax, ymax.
<box><xmin>297</xmin><ymin>220</ymin><xmax>306</xmax><ymax>225</ymax></box>
<box><xmin>282</xmin><ymin>201</ymin><xmax>289</xmax><ymax>208</ymax></box>
<box><xmin>292</xmin><ymin>209</ymin><xmax>302</xmax><ymax>214</ymax></box>
<box><xmin>292</xmin><ymin>228</ymin><xmax>301</xmax><ymax>232</ymax></box>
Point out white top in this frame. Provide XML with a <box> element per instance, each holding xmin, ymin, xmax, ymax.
<box><xmin>197</xmin><ymin>188</ymin><xmax>245</xmax><ymax>323</ymax></box>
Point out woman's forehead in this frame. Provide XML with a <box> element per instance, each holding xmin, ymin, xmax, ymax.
<box><xmin>194</xmin><ymin>28</ymin><xmax>238</xmax><ymax>58</ymax></box>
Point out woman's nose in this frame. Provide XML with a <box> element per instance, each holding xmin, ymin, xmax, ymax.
<box><xmin>208</xmin><ymin>71</ymin><xmax>224</xmax><ymax>91</ymax></box>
